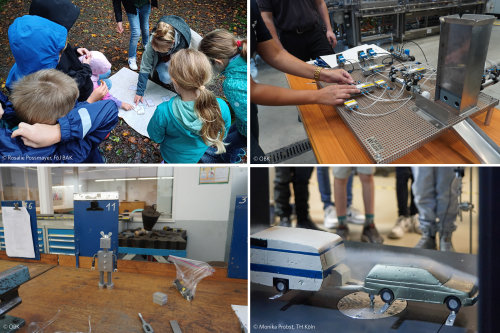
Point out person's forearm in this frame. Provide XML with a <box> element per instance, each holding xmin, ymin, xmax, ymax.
<box><xmin>257</xmin><ymin>40</ymin><xmax>319</xmax><ymax>80</ymax></box>
<box><xmin>251</xmin><ymin>81</ymin><xmax>318</xmax><ymax>106</ymax></box>
<box><xmin>316</xmin><ymin>0</ymin><xmax>333</xmax><ymax>32</ymax></box>
<box><xmin>260</xmin><ymin>11</ymin><xmax>284</xmax><ymax>49</ymax></box>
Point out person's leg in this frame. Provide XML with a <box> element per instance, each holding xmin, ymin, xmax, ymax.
<box><xmin>156</xmin><ymin>61</ymin><xmax>172</xmax><ymax>84</ymax></box>
<box><xmin>126</xmin><ymin>11</ymin><xmax>141</xmax><ymax>60</ymax></box>
<box><xmin>346</xmin><ymin>172</ymin><xmax>353</xmax><ymax>208</ymax></box>
<box><xmin>408</xmin><ymin>168</ymin><xmax>421</xmax><ymax>234</ymax></box>
<box><xmin>357</xmin><ymin>167</ymin><xmax>383</xmax><ymax>243</ymax></box>
<box><xmin>389</xmin><ymin>167</ymin><xmax>412</xmax><ymax>239</ymax></box>
<box><xmin>435</xmin><ymin>168</ymin><xmax>459</xmax><ymax>251</ymax></box>
<box><xmin>293</xmin><ymin>167</ymin><xmax>316</xmax><ymax>229</ymax></box>
<box><xmin>412</xmin><ymin>167</ymin><xmax>438</xmax><ymax>249</ymax></box>
<box><xmin>138</xmin><ymin>3</ymin><xmax>151</xmax><ymax>48</ymax></box>
<box><xmin>333</xmin><ymin>169</ymin><xmax>350</xmax><ymax>240</ymax></box>
<box><xmin>317</xmin><ymin>167</ymin><xmax>333</xmax><ymax>210</ymax></box>
<box><xmin>279</xmin><ymin>32</ymin><xmax>310</xmax><ymax>61</ymax></box>
<box><xmin>274</xmin><ymin>168</ymin><xmax>293</xmax><ymax>226</ymax></box>
<box><xmin>307</xmin><ymin>25</ymin><xmax>335</xmax><ymax>59</ymax></box>
<box><xmin>220</xmin><ymin>125</ymin><xmax>247</xmax><ymax>163</ymax></box>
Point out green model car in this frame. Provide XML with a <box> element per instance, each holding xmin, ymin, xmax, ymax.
<box><xmin>362</xmin><ymin>264</ymin><xmax>478</xmax><ymax>312</ymax></box>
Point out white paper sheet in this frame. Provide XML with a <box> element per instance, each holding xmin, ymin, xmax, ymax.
<box><xmin>109</xmin><ymin>67</ymin><xmax>177</xmax><ymax>138</ymax></box>
<box><xmin>231</xmin><ymin>305</ymin><xmax>248</xmax><ymax>333</ymax></box>
<box><xmin>2</xmin><ymin>206</ymin><xmax>35</xmax><ymax>258</ymax></box>
<box><xmin>320</xmin><ymin>44</ymin><xmax>390</xmax><ymax>68</ymax></box>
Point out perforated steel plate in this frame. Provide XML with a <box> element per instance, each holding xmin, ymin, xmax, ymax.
<box><xmin>320</xmin><ymin>66</ymin><xmax>499</xmax><ymax>163</ymax></box>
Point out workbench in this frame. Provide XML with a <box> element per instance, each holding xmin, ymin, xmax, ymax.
<box><xmin>1</xmin><ymin>254</ymin><xmax>247</xmax><ymax>332</ymax></box>
<box><xmin>285</xmin><ymin>74</ymin><xmax>500</xmax><ymax>164</ymax></box>
<box><xmin>251</xmin><ymin>241</ymin><xmax>478</xmax><ymax>332</ymax></box>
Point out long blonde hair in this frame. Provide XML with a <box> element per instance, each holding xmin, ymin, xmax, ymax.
<box><xmin>169</xmin><ymin>49</ymin><xmax>226</xmax><ymax>153</ymax></box>
<box><xmin>151</xmin><ymin>21</ymin><xmax>175</xmax><ymax>53</ymax></box>
<box><xmin>199</xmin><ymin>29</ymin><xmax>247</xmax><ymax>68</ymax></box>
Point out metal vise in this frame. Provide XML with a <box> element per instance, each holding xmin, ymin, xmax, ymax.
<box><xmin>0</xmin><ymin>265</ymin><xmax>30</xmax><ymax>332</ymax></box>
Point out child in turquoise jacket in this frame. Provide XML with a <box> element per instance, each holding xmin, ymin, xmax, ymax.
<box><xmin>147</xmin><ymin>49</ymin><xmax>231</xmax><ymax>163</ymax></box>
<box><xmin>199</xmin><ymin>29</ymin><xmax>247</xmax><ymax>163</ymax></box>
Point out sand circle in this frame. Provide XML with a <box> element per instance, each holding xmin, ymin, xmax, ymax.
<box><xmin>338</xmin><ymin>291</ymin><xmax>407</xmax><ymax>319</ymax></box>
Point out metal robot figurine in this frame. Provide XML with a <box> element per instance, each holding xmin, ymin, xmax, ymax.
<box><xmin>91</xmin><ymin>231</ymin><xmax>117</xmax><ymax>289</ymax></box>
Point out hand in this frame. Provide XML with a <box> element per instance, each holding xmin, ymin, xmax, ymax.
<box><xmin>314</xmin><ymin>84</ymin><xmax>360</xmax><ymax>105</ymax></box>
<box><xmin>87</xmin><ymin>83</ymin><xmax>109</xmax><ymax>103</ymax></box>
<box><xmin>121</xmin><ymin>102</ymin><xmax>134</xmax><ymax>110</ymax></box>
<box><xmin>134</xmin><ymin>94</ymin><xmax>144</xmax><ymax>105</ymax></box>
<box><xmin>77</xmin><ymin>48</ymin><xmax>91</xmax><ymax>57</ymax></box>
<box><xmin>82</xmin><ymin>55</ymin><xmax>92</xmax><ymax>64</ymax></box>
<box><xmin>11</xmin><ymin>123</ymin><xmax>62</xmax><ymax>148</ymax></box>
<box><xmin>320</xmin><ymin>68</ymin><xmax>355</xmax><ymax>85</ymax></box>
<box><xmin>326</xmin><ymin>30</ymin><xmax>337</xmax><ymax>49</ymax></box>
<box><xmin>116</xmin><ymin>22</ymin><xmax>124</xmax><ymax>34</ymax></box>
<box><xmin>0</xmin><ymin>104</ymin><xmax>4</xmax><ymax>120</ymax></box>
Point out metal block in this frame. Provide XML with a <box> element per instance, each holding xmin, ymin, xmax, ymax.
<box><xmin>435</xmin><ymin>14</ymin><xmax>495</xmax><ymax>113</ymax></box>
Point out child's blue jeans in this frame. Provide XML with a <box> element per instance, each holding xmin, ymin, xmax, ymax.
<box><xmin>126</xmin><ymin>3</ymin><xmax>151</xmax><ymax>59</ymax></box>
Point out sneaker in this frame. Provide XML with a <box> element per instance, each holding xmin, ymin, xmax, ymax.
<box><xmin>361</xmin><ymin>224</ymin><xmax>384</xmax><ymax>243</ymax></box>
<box><xmin>279</xmin><ymin>216</ymin><xmax>291</xmax><ymax>227</ymax></box>
<box><xmin>297</xmin><ymin>218</ymin><xmax>321</xmax><ymax>230</ymax></box>
<box><xmin>336</xmin><ymin>225</ymin><xmax>350</xmax><ymax>241</ymax></box>
<box><xmin>324</xmin><ymin>205</ymin><xmax>338</xmax><ymax>229</ymax></box>
<box><xmin>128</xmin><ymin>57</ymin><xmax>138</xmax><ymax>71</ymax></box>
<box><xmin>409</xmin><ymin>215</ymin><xmax>422</xmax><ymax>234</ymax></box>
<box><xmin>388</xmin><ymin>216</ymin><xmax>410</xmax><ymax>239</ymax></box>
<box><xmin>347</xmin><ymin>207</ymin><xmax>365</xmax><ymax>225</ymax></box>
<box><xmin>439</xmin><ymin>233</ymin><xmax>455</xmax><ymax>252</ymax></box>
<box><xmin>415</xmin><ymin>235</ymin><xmax>437</xmax><ymax>250</ymax></box>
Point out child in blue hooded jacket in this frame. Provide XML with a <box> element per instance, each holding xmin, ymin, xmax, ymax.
<box><xmin>147</xmin><ymin>49</ymin><xmax>231</xmax><ymax>163</ymax></box>
<box><xmin>199</xmin><ymin>29</ymin><xmax>247</xmax><ymax>163</ymax></box>
<box><xmin>0</xmin><ymin>70</ymin><xmax>118</xmax><ymax>163</ymax></box>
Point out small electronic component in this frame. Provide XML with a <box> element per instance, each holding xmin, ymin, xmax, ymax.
<box><xmin>367</xmin><ymin>48</ymin><xmax>377</xmax><ymax>58</ymax></box>
<box><xmin>174</xmin><ymin>279</ymin><xmax>193</xmax><ymax>301</ymax></box>
<box><xmin>344</xmin><ymin>99</ymin><xmax>358</xmax><ymax>111</ymax></box>
<box><xmin>358</xmin><ymin>50</ymin><xmax>368</xmax><ymax>61</ymax></box>
<box><xmin>408</xmin><ymin>66</ymin><xmax>426</xmax><ymax>75</ymax></box>
<box><xmin>336</xmin><ymin>54</ymin><xmax>346</xmax><ymax>66</ymax></box>
<box><xmin>362</xmin><ymin>64</ymin><xmax>385</xmax><ymax>76</ymax></box>
<box><xmin>374</xmin><ymin>79</ymin><xmax>386</xmax><ymax>88</ymax></box>
<box><xmin>356</xmin><ymin>82</ymin><xmax>375</xmax><ymax>94</ymax></box>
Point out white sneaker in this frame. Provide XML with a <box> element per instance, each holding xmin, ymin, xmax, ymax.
<box><xmin>324</xmin><ymin>205</ymin><xmax>338</xmax><ymax>229</ymax></box>
<box><xmin>409</xmin><ymin>214</ymin><xmax>422</xmax><ymax>234</ymax></box>
<box><xmin>388</xmin><ymin>216</ymin><xmax>410</xmax><ymax>239</ymax></box>
<box><xmin>347</xmin><ymin>207</ymin><xmax>365</xmax><ymax>224</ymax></box>
<box><xmin>128</xmin><ymin>57</ymin><xmax>138</xmax><ymax>71</ymax></box>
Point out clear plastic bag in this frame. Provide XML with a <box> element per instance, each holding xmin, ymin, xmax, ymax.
<box><xmin>28</xmin><ymin>309</ymin><xmax>91</xmax><ymax>333</ymax></box>
<box><xmin>168</xmin><ymin>255</ymin><xmax>215</xmax><ymax>301</ymax></box>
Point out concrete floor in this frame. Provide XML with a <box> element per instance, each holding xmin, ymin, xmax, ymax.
<box><xmin>254</xmin><ymin>24</ymin><xmax>500</xmax><ymax>163</ymax></box>
<box><xmin>269</xmin><ymin>167</ymin><xmax>479</xmax><ymax>254</ymax></box>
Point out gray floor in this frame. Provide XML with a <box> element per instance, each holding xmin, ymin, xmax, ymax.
<box><xmin>254</xmin><ymin>24</ymin><xmax>500</xmax><ymax>164</ymax></box>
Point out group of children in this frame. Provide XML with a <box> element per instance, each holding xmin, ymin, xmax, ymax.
<box><xmin>0</xmin><ymin>0</ymin><xmax>247</xmax><ymax>164</ymax></box>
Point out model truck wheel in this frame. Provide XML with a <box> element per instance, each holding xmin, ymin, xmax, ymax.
<box><xmin>445</xmin><ymin>296</ymin><xmax>461</xmax><ymax>312</ymax></box>
<box><xmin>273</xmin><ymin>278</ymin><xmax>289</xmax><ymax>293</ymax></box>
<box><xmin>379</xmin><ymin>288</ymin><xmax>394</xmax><ymax>304</ymax></box>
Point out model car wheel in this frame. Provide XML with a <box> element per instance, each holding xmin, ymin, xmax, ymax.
<box><xmin>445</xmin><ymin>296</ymin><xmax>461</xmax><ymax>312</ymax></box>
<box><xmin>379</xmin><ymin>288</ymin><xmax>394</xmax><ymax>304</ymax></box>
<box><xmin>274</xmin><ymin>278</ymin><xmax>289</xmax><ymax>293</ymax></box>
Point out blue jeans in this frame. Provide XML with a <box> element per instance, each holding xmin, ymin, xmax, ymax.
<box><xmin>126</xmin><ymin>3</ymin><xmax>151</xmax><ymax>59</ymax></box>
<box><xmin>317</xmin><ymin>167</ymin><xmax>353</xmax><ymax>210</ymax></box>
<box><xmin>201</xmin><ymin>124</ymin><xmax>246</xmax><ymax>163</ymax></box>
<box><xmin>156</xmin><ymin>61</ymin><xmax>171</xmax><ymax>84</ymax></box>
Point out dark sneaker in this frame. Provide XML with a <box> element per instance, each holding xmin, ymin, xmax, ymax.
<box><xmin>336</xmin><ymin>225</ymin><xmax>350</xmax><ymax>241</ymax></box>
<box><xmin>361</xmin><ymin>224</ymin><xmax>384</xmax><ymax>244</ymax></box>
<box><xmin>415</xmin><ymin>235</ymin><xmax>437</xmax><ymax>250</ymax></box>
<box><xmin>296</xmin><ymin>218</ymin><xmax>321</xmax><ymax>230</ymax></box>
<box><xmin>439</xmin><ymin>234</ymin><xmax>455</xmax><ymax>252</ymax></box>
<box><xmin>279</xmin><ymin>216</ymin><xmax>291</xmax><ymax>227</ymax></box>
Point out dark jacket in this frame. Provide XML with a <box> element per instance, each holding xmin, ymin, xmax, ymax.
<box><xmin>57</xmin><ymin>44</ymin><xmax>94</xmax><ymax>102</ymax></box>
<box><xmin>113</xmin><ymin>0</ymin><xmax>158</xmax><ymax>22</ymax></box>
<box><xmin>0</xmin><ymin>92</ymin><xmax>118</xmax><ymax>163</ymax></box>
<box><xmin>28</xmin><ymin>0</ymin><xmax>94</xmax><ymax>101</ymax></box>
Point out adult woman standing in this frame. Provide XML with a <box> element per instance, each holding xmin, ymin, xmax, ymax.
<box><xmin>112</xmin><ymin>0</ymin><xmax>158</xmax><ymax>70</ymax></box>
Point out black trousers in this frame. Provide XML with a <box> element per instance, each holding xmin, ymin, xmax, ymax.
<box><xmin>279</xmin><ymin>24</ymin><xmax>334</xmax><ymax>61</ymax></box>
<box><xmin>396</xmin><ymin>167</ymin><xmax>418</xmax><ymax>217</ymax></box>
<box><xmin>274</xmin><ymin>167</ymin><xmax>314</xmax><ymax>220</ymax></box>
<box><xmin>250</xmin><ymin>103</ymin><xmax>268</xmax><ymax>164</ymax></box>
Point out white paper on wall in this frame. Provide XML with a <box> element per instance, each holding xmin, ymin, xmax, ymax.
<box><xmin>2</xmin><ymin>206</ymin><xmax>35</xmax><ymax>258</ymax></box>
<box><xmin>109</xmin><ymin>67</ymin><xmax>177</xmax><ymax>138</ymax></box>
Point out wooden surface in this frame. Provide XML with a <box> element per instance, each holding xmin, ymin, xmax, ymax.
<box><xmin>4</xmin><ymin>258</ymin><xmax>247</xmax><ymax>333</ymax></box>
<box><xmin>286</xmin><ymin>74</ymin><xmax>500</xmax><ymax>164</ymax></box>
<box><xmin>119</xmin><ymin>201</ymin><xmax>146</xmax><ymax>214</ymax></box>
